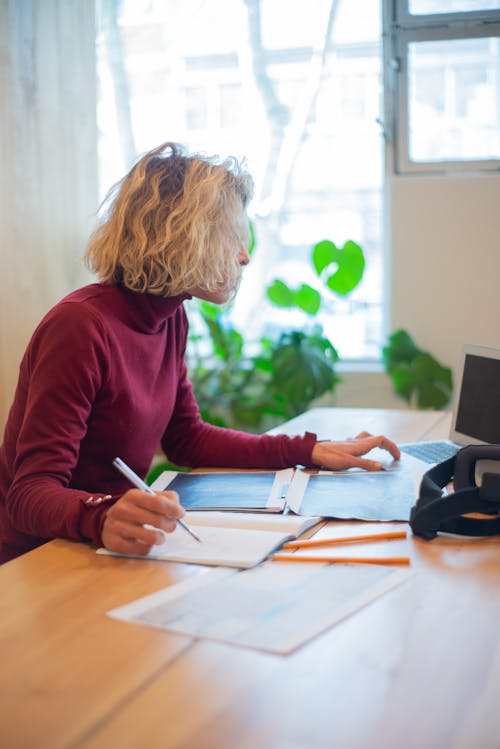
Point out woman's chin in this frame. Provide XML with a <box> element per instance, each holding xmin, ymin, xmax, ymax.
<box><xmin>188</xmin><ymin>286</ymin><xmax>233</xmax><ymax>305</ymax></box>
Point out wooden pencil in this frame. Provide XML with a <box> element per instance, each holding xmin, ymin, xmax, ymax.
<box><xmin>270</xmin><ymin>554</ymin><xmax>410</xmax><ymax>566</ymax></box>
<box><xmin>282</xmin><ymin>530</ymin><xmax>407</xmax><ymax>550</ymax></box>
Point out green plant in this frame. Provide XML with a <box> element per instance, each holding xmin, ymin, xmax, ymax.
<box><xmin>267</xmin><ymin>239</ymin><xmax>365</xmax><ymax>313</ymax></box>
<box><xmin>186</xmin><ymin>237</ymin><xmax>365</xmax><ymax>432</ymax></box>
<box><xmin>382</xmin><ymin>329</ymin><xmax>453</xmax><ymax>409</ymax></box>
<box><xmin>188</xmin><ymin>303</ymin><xmax>340</xmax><ymax>432</ymax></box>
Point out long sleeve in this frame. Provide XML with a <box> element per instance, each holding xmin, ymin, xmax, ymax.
<box><xmin>0</xmin><ymin>304</ymin><xmax>113</xmax><ymax>554</ymax></box>
<box><xmin>161</xmin><ymin>357</ymin><xmax>317</xmax><ymax>469</ymax></box>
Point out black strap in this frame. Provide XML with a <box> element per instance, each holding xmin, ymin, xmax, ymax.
<box><xmin>410</xmin><ymin>452</ymin><xmax>500</xmax><ymax>540</ymax></box>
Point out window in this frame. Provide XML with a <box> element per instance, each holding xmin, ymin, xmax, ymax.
<box><xmin>96</xmin><ymin>0</ymin><xmax>384</xmax><ymax>360</ymax></box>
<box><xmin>386</xmin><ymin>0</ymin><xmax>500</xmax><ymax>172</ymax></box>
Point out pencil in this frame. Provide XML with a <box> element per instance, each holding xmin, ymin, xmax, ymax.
<box><xmin>282</xmin><ymin>530</ymin><xmax>407</xmax><ymax>550</ymax></box>
<box><xmin>112</xmin><ymin>457</ymin><xmax>202</xmax><ymax>543</ymax></box>
<box><xmin>270</xmin><ymin>554</ymin><xmax>410</xmax><ymax>566</ymax></box>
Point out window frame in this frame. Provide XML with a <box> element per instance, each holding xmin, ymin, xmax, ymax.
<box><xmin>384</xmin><ymin>0</ymin><xmax>500</xmax><ymax>174</ymax></box>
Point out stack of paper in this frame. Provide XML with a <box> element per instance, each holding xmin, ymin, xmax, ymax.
<box><xmin>97</xmin><ymin>511</ymin><xmax>321</xmax><ymax>569</ymax></box>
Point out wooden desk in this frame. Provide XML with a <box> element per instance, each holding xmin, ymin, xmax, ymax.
<box><xmin>2</xmin><ymin>408</ymin><xmax>499</xmax><ymax>749</ymax></box>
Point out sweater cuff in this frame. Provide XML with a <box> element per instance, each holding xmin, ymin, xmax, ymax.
<box><xmin>285</xmin><ymin>431</ymin><xmax>317</xmax><ymax>467</ymax></box>
<box><xmin>78</xmin><ymin>496</ymin><xmax>115</xmax><ymax>547</ymax></box>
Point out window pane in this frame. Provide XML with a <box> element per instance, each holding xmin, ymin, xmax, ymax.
<box><xmin>409</xmin><ymin>0</ymin><xmax>500</xmax><ymax>13</ymax></box>
<box><xmin>408</xmin><ymin>37</ymin><xmax>500</xmax><ymax>162</ymax></box>
<box><xmin>96</xmin><ymin>0</ymin><xmax>383</xmax><ymax>360</ymax></box>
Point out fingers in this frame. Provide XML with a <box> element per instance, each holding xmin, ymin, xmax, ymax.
<box><xmin>320</xmin><ymin>448</ymin><xmax>384</xmax><ymax>472</ymax></box>
<box><xmin>104</xmin><ymin>518</ymin><xmax>166</xmax><ymax>553</ymax></box>
<box><xmin>346</xmin><ymin>434</ymin><xmax>401</xmax><ymax>460</ymax></box>
<box><xmin>124</xmin><ymin>489</ymin><xmax>185</xmax><ymax>520</ymax></box>
<box><xmin>101</xmin><ymin>488</ymin><xmax>185</xmax><ymax>556</ymax></box>
<box><xmin>311</xmin><ymin>434</ymin><xmax>400</xmax><ymax>471</ymax></box>
<box><xmin>365</xmin><ymin>435</ymin><xmax>401</xmax><ymax>460</ymax></box>
<box><xmin>339</xmin><ymin>454</ymin><xmax>384</xmax><ymax>471</ymax></box>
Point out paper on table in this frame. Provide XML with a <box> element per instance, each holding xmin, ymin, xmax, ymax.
<box><xmin>286</xmin><ymin>469</ymin><xmax>417</xmax><ymax>521</ymax></box>
<box><xmin>184</xmin><ymin>511</ymin><xmax>320</xmax><ymax>534</ymax></box>
<box><xmin>107</xmin><ymin>561</ymin><xmax>413</xmax><ymax>655</ymax></box>
<box><xmin>97</xmin><ymin>512</ymin><xmax>321</xmax><ymax>569</ymax></box>
<box><xmin>151</xmin><ymin>469</ymin><xmax>293</xmax><ymax>512</ymax></box>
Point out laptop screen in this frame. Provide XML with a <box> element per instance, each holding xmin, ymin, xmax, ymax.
<box><xmin>450</xmin><ymin>345</ymin><xmax>500</xmax><ymax>445</ymax></box>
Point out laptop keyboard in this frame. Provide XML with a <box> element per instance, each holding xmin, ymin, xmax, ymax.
<box><xmin>399</xmin><ymin>441</ymin><xmax>460</xmax><ymax>464</ymax></box>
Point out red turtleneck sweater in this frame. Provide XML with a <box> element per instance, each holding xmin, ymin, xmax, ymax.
<box><xmin>0</xmin><ymin>284</ymin><xmax>316</xmax><ymax>563</ymax></box>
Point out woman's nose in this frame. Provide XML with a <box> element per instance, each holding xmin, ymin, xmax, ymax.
<box><xmin>238</xmin><ymin>245</ymin><xmax>250</xmax><ymax>266</ymax></box>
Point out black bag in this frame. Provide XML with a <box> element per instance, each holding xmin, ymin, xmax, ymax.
<box><xmin>410</xmin><ymin>444</ymin><xmax>500</xmax><ymax>540</ymax></box>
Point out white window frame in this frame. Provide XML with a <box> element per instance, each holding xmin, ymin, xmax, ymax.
<box><xmin>383</xmin><ymin>0</ymin><xmax>500</xmax><ymax>174</ymax></box>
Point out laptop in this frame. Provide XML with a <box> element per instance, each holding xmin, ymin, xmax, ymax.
<box><xmin>391</xmin><ymin>343</ymin><xmax>500</xmax><ymax>480</ymax></box>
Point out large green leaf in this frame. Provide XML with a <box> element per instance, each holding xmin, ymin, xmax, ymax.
<box><xmin>383</xmin><ymin>329</ymin><xmax>453</xmax><ymax>410</ymax></box>
<box><xmin>382</xmin><ymin>329</ymin><xmax>420</xmax><ymax>371</ymax></box>
<box><xmin>294</xmin><ymin>284</ymin><xmax>321</xmax><ymax>315</ymax></box>
<box><xmin>312</xmin><ymin>239</ymin><xmax>365</xmax><ymax>296</ymax></box>
<box><xmin>412</xmin><ymin>352</ymin><xmax>453</xmax><ymax>409</ymax></box>
<box><xmin>266</xmin><ymin>279</ymin><xmax>295</xmax><ymax>307</ymax></box>
<box><xmin>270</xmin><ymin>331</ymin><xmax>339</xmax><ymax>413</ymax></box>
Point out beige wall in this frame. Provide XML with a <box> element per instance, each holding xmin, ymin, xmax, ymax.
<box><xmin>332</xmin><ymin>172</ymin><xmax>500</xmax><ymax>411</ymax></box>
<box><xmin>0</xmin><ymin>0</ymin><xmax>98</xmax><ymax>431</ymax></box>
<box><xmin>390</xmin><ymin>172</ymin><xmax>500</xmax><ymax>383</ymax></box>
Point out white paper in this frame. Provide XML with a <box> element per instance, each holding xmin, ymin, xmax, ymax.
<box><xmin>108</xmin><ymin>561</ymin><xmax>413</xmax><ymax>655</ymax></box>
<box><xmin>97</xmin><ymin>511</ymin><xmax>321</xmax><ymax>568</ymax></box>
<box><xmin>184</xmin><ymin>511</ymin><xmax>320</xmax><ymax>534</ymax></box>
<box><xmin>97</xmin><ymin>523</ymin><xmax>293</xmax><ymax>568</ymax></box>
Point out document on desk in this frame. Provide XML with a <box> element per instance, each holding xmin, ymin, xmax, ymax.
<box><xmin>151</xmin><ymin>469</ymin><xmax>293</xmax><ymax>512</ymax></box>
<box><xmin>97</xmin><ymin>512</ymin><xmax>320</xmax><ymax>569</ymax></box>
<box><xmin>286</xmin><ymin>469</ymin><xmax>417</xmax><ymax>521</ymax></box>
<box><xmin>107</xmin><ymin>562</ymin><xmax>412</xmax><ymax>655</ymax></box>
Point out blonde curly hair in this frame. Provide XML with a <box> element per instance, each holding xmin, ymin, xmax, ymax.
<box><xmin>84</xmin><ymin>142</ymin><xmax>254</xmax><ymax>297</ymax></box>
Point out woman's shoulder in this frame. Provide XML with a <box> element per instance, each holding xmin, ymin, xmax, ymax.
<box><xmin>58</xmin><ymin>282</ymin><xmax>118</xmax><ymax>309</ymax></box>
<box><xmin>33</xmin><ymin>284</ymin><xmax>116</xmax><ymax>347</ymax></box>
<box><xmin>46</xmin><ymin>283</ymin><xmax>120</xmax><ymax>325</ymax></box>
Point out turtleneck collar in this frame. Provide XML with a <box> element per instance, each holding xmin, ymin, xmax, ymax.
<box><xmin>113</xmin><ymin>284</ymin><xmax>192</xmax><ymax>334</ymax></box>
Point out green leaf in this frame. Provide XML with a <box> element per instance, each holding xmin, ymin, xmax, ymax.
<box><xmin>247</xmin><ymin>219</ymin><xmax>256</xmax><ymax>256</ymax></box>
<box><xmin>382</xmin><ymin>330</ymin><xmax>453</xmax><ymax>410</ymax></box>
<box><xmin>412</xmin><ymin>353</ymin><xmax>453</xmax><ymax>409</ymax></box>
<box><xmin>312</xmin><ymin>239</ymin><xmax>365</xmax><ymax>297</ymax></box>
<box><xmin>312</xmin><ymin>239</ymin><xmax>338</xmax><ymax>275</ymax></box>
<box><xmin>294</xmin><ymin>284</ymin><xmax>321</xmax><ymax>315</ymax></box>
<box><xmin>388</xmin><ymin>364</ymin><xmax>415</xmax><ymax>402</ymax></box>
<box><xmin>199</xmin><ymin>300</ymin><xmax>220</xmax><ymax>320</ymax></box>
<box><xmin>266</xmin><ymin>281</ymin><xmax>320</xmax><ymax>315</ymax></box>
<box><xmin>382</xmin><ymin>329</ymin><xmax>420</xmax><ymax>372</ymax></box>
<box><xmin>266</xmin><ymin>279</ymin><xmax>295</xmax><ymax>307</ymax></box>
<box><xmin>325</xmin><ymin>241</ymin><xmax>365</xmax><ymax>296</ymax></box>
<box><xmin>270</xmin><ymin>331</ymin><xmax>340</xmax><ymax>414</ymax></box>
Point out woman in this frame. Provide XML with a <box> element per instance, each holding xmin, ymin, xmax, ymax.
<box><xmin>0</xmin><ymin>142</ymin><xmax>399</xmax><ymax>563</ymax></box>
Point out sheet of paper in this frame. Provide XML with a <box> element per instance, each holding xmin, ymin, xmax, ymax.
<box><xmin>185</xmin><ymin>511</ymin><xmax>321</xmax><ymax>535</ymax></box>
<box><xmin>151</xmin><ymin>469</ymin><xmax>293</xmax><ymax>511</ymax></box>
<box><xmin>287</xmin><ymin>470</ymin><xmax>417</xmax><ymax>521</ymax></box>
<box><xmin>97</xmin><ymin>523</ymin><xmax>293</xmax><ymax>568</ymax></box>
<box><xmin>107</xmin><ymin>562</ymin><xmax>413</xmax><ymax>655</ymax></box>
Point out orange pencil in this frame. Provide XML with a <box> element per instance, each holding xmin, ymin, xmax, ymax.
<box><xmin>283</xmin><ymin>530</ymin><xmax>407</xmax><ymax>550</ymax></box>
<box><xmin>270</xmin><ymin>554</ymin><xmax>410</xmax><ymax>566</ymax></box>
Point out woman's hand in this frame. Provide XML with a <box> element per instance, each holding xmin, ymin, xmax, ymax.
<box><xmin>311</xmin><ymin>431</ymin><xmax>401</xmax><ymax>472</ymax></box>
<box><xmin>101</xmin><ymin>488</ymin><xmax>185</xmax><ymax>556</ymax></box>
